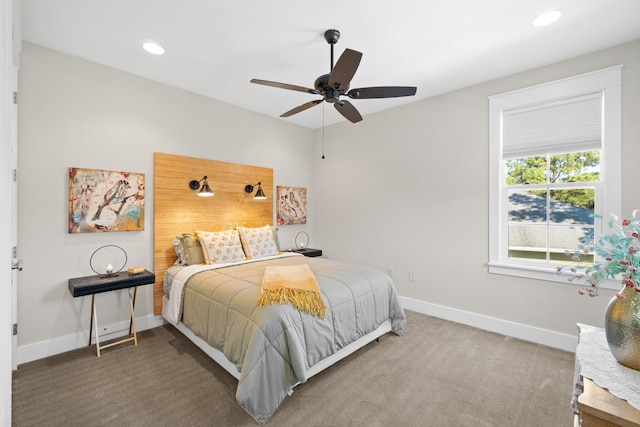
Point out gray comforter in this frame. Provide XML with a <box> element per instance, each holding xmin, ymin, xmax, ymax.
<box><xmin>178</xmin><ymin>255</ymin><xmax>406</xmax><ymax>423</ymax></box>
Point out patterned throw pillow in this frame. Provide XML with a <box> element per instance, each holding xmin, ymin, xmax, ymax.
<box><xmin>237</xmin><ymin>225</ymin><xmax>279</xmax><ymax>259</ymax></box>
<box><xmin>229</xmin><ymin>224</ymin><xmax>281</xmax><ymax>252</ymax></box>
<box><xmin>171</xmin><ymin>238</ymin><xmax>185</xmax><ymax>265</ymax></box>
<box><xmin>196</xmin><ymin>229</ymin><xmax>246</xmax><ymax>264</ymax></box>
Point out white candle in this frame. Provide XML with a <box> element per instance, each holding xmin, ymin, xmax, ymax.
<box><xmin>106</xmin><ymin>264</ymin><xmax>113</xmax><ymax>275</ymax></box>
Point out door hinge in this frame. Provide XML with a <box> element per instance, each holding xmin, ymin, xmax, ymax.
<box><xmin>13</xmin><ymin>169</ymin><xmax>17</xmax><ymax>182</ymax></box>
<box><xmin>12</xmin><ymin>246</ymin><xmax>17</xmax><ymax>258</ymax></box>
<box><xmin>13</xmin><ymin>92</ymin><xmax>17</xmax><ymax>104</ymax></box>
<box><xmin>12</xmin><ymin>324</ymin><xmax>17</xmax><ymax>336</ymax></box>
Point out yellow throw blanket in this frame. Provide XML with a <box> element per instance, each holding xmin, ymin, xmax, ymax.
<box><xmin>258</xmin><ymin>264</ymin><xmax>326</xmax><ymax>318</ymax></box>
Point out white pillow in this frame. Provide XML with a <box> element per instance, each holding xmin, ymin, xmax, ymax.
<box><xmin>237</xmin><ymin>225</ymin><xmax>279</xmax><ymax>259</ymax></box>
<box><xmin>195</xmin><ymin>229</ymin><xmax>246</xmax><ymax>264</ymax></box>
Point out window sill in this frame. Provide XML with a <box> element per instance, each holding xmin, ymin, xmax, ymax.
<box><xmin>488</xmin><ymin>262</ymin><xmax>620</xmax><ymax>291</ymax></box>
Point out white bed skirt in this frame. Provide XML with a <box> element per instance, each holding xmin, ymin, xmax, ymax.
<box><xmin>162</xmin><ymin>295</ymin><xmax>392</xmax><ymax>385</ymax></box>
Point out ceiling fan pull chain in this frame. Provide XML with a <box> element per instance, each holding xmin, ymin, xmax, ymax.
<box><xmin>322</xmin><ymin>103</ymin><xmax>325</xmax><ymax>159</ymax></box>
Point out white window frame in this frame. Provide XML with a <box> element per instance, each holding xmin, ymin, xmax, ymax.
<box><xmin>488</xmin><ymin>66</ymin><xmax>622</xmax><ymax>284</ymax></box>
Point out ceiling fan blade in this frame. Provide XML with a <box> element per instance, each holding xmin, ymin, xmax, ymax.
<box><xmin>250</xmin><ymin>79</ymin><xmax>319</xmax><ymax>95</ymax></box>
<box><xmin>347</xmin><ymin>86</ymin><xmax>417</xmax><ymax>99</ymax></box>
<box><xmin>280</xmin><ymin>99</ymin><xmax>323</xmax><ymax>117</ymax></box>
<box><xmin>334</xmin><ymin>100</ymin><xmax>363</xmax><ymax>123</ymax></box>
<box><xmin>328</xmin><ymin>49</ymin><xmax>362</xmax><ymax>91</ymax></box>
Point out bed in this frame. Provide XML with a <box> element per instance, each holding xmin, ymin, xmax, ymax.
<box><xmin>154</xmin><ymin>152</ymin><xmax>405</xmax><ymax>423</ymax></box>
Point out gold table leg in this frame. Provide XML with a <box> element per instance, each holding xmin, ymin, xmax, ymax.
<box><xmin>89</xmin><ymin>294</ymin><xmax>95</xmax><ymax>346</ymax></box>
<box><xmin>128</xmin><ymin>287</ymin><xmax>137</xmax><ymax>335</ymax></box>
<box><xmin>92</xmin><ymin>295</ymin><xmax>101</xmax><ymax>357</ymax></box>
<box><xmin>91</xmin><ymin>288</ymin><xmax>138</xmax><ymax>357</ymax></box>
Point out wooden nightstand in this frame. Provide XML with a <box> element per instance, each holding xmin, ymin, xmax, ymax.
<box><xmin>293</xmin><ymin>248</ymin><xmax>322</xmax><ymax>257</ymax></box>
<box><xmin>68</xmin><ymin>269</ymin><xmax>155</xmax><ymax>356</ymax></box>
<box><xmin>574</xmin><ymin>324</ymin><xmax>640</xmax><ymax>427</ymax></box>
<box><xmin>578</xmin><ymin>378</ymin><xmax>640</xmax><ymax>427</ymax></box>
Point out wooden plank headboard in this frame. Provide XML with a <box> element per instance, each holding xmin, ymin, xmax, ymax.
<box><xmin>153</xmin><ymin>152</ymin><xmax>274</xmax><ymax>314</ymax></box>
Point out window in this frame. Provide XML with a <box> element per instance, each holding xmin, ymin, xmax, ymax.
<box><xmin>488</xmin><ymin>66</ymin><xmax>622</xmax><ymax>283</ymax></box>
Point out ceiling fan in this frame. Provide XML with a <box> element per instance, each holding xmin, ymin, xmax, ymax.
<box><xmin>250</xmin><ymin>29</ymin><xmax>417</xmax><ymax>123</ymax></box>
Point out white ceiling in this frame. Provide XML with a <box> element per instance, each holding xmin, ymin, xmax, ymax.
<box><xmin>19</xmin><ymin>0</ymin><xmax>640</xmax><ymax>129</ymax></box>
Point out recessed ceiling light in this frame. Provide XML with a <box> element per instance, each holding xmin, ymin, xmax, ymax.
<box><xmin>142</xmin><ymin>42</ymin><xmax>165</xmax><ymax>55</ymax></box>
<box><xmin>532</xmin><ymin>9</ymin><xmax>563</xmax><ymax>27</ymax></box>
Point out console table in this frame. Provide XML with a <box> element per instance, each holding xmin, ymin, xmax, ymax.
<box><xmin>68</xmin><ymin>270</ymin><xmax>155</xmax><ymax>357</ymax></box>
<box><xmin>573</xmin><ymin>323</ymin><xmax>640</xmax><ymax>426</ymax></box>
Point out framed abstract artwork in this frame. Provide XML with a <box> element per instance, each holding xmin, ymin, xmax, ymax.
<box><xmin>68</xmin><ymin>167</ymin><xmax>145</xmax><ymax>233</ymax></box>
<box><xmin>276</xmin><ymin>186</ymin><xmax>307</xmax><ymax>225</ymax></box>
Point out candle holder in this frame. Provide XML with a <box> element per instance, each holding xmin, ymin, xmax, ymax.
<box><xmin>89</xmin><ymin>245</ymin><xmax>127</xmax><ymax>278</ymax></box>
<box><xmin>295</xmin><ymin>231</ymin><xmax>309</xmax><ymax>250</ymax></box>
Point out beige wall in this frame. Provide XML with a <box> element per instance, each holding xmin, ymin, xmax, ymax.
<box><xmin>312</xmin><ymin>39</ymin><xmax>640</xmax><ymax>337</ymax></box>
<box><xmin>17</xmin><ymin>42</ymin><xmax>315</xmax><ymax>352</ymax></box>
<box><xmin>17</xmin><ymin>39</ymin><xmax>640</xmax><ymax>360</ymax></box>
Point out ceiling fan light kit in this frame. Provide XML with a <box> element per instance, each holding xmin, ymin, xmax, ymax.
<box><xmin>250</xmin><ymin>29</ymin><xmax>417</xmax><ymax>123</ymax></box>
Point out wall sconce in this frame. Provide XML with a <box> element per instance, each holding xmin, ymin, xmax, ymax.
<box><xmin>245</xmin><ymin>182</ymin><xmax>267</xmax><ymax>200</ymax></box>
<box><xmin>189</xmin><ymin>176</ymin><xmax>214</xmax><ymax>197</ymax></box>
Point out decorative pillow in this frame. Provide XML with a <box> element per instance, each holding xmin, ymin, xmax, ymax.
<box><xmin>171</xmin><ymin>238</ymin><xmax>185</xmax><ymax>265</ymax></box>
<box><xmin>177</xmin><ymin>233</ymin><xmax>205</xmax><ymax>265</ymax></box>
<box><xmin>230</xmin><ymin>224</ymin><xmax>280</xmax><ymax>252</ymax></box>
<box><xmin>237</xmin><ymin>225</ymin><xmax>279</xmax><ymax>259</ymax></box>
<box><xmin>196</xmin><ymin>229</ymin><xmax>246</xmax><ymax>264</ymax></box>
<box><xmin>269</xmin><ymin>225</ymin><xmax>281</xmax><ymax>252</ymax></box>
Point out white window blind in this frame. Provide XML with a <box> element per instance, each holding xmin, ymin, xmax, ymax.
<box><xmin>502</xmin><ymin>92</ymin><xmax>602</xmax><ymax>159</ymax></box>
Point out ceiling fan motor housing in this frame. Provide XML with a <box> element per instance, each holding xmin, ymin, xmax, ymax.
<box><xmin>314</xmin><ymin>73</ymin><xmax>348</xmax><ymax>103</ymax></box>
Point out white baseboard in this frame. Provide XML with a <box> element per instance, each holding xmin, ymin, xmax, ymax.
<box><xmin>15</xmin><ymin>299</ymin><xmax>578</xmax><ymax>365</ymax></box>
<box><xmin>399</xmin><ymin>296</ymin><xmax>578</xmax><ymax>353</ymax></box>
<box><xmin>14</xmin><ymin>314</ymin><xmax>165</xmax><ymax>366</ymax></box>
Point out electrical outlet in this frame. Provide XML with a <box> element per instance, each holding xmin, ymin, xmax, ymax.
<box><xmin>387</xmin><ymin>267</ymin><xmax>393</xmax><ymax>278</ymax></box>
<box><xmin>409</xmin><ymin>271</ymin><xmax>416</xmax><ymax>282</ymax></box>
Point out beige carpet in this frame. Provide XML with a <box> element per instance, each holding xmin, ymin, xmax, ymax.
<box><xmin>12</xmin><ymin>310</ymin><xmax>576</xmax><ymax>426</ymax></box>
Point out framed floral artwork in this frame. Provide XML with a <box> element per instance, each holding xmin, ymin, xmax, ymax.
<box><xmin>276</xmin><ymin>186</ymin><xmax>307</xmax><ymax>225</ymax></box>
<box><xmin>68</xmin><ymin>167</ymin><xmax>145</xmax><ymax>233</ymax></box>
